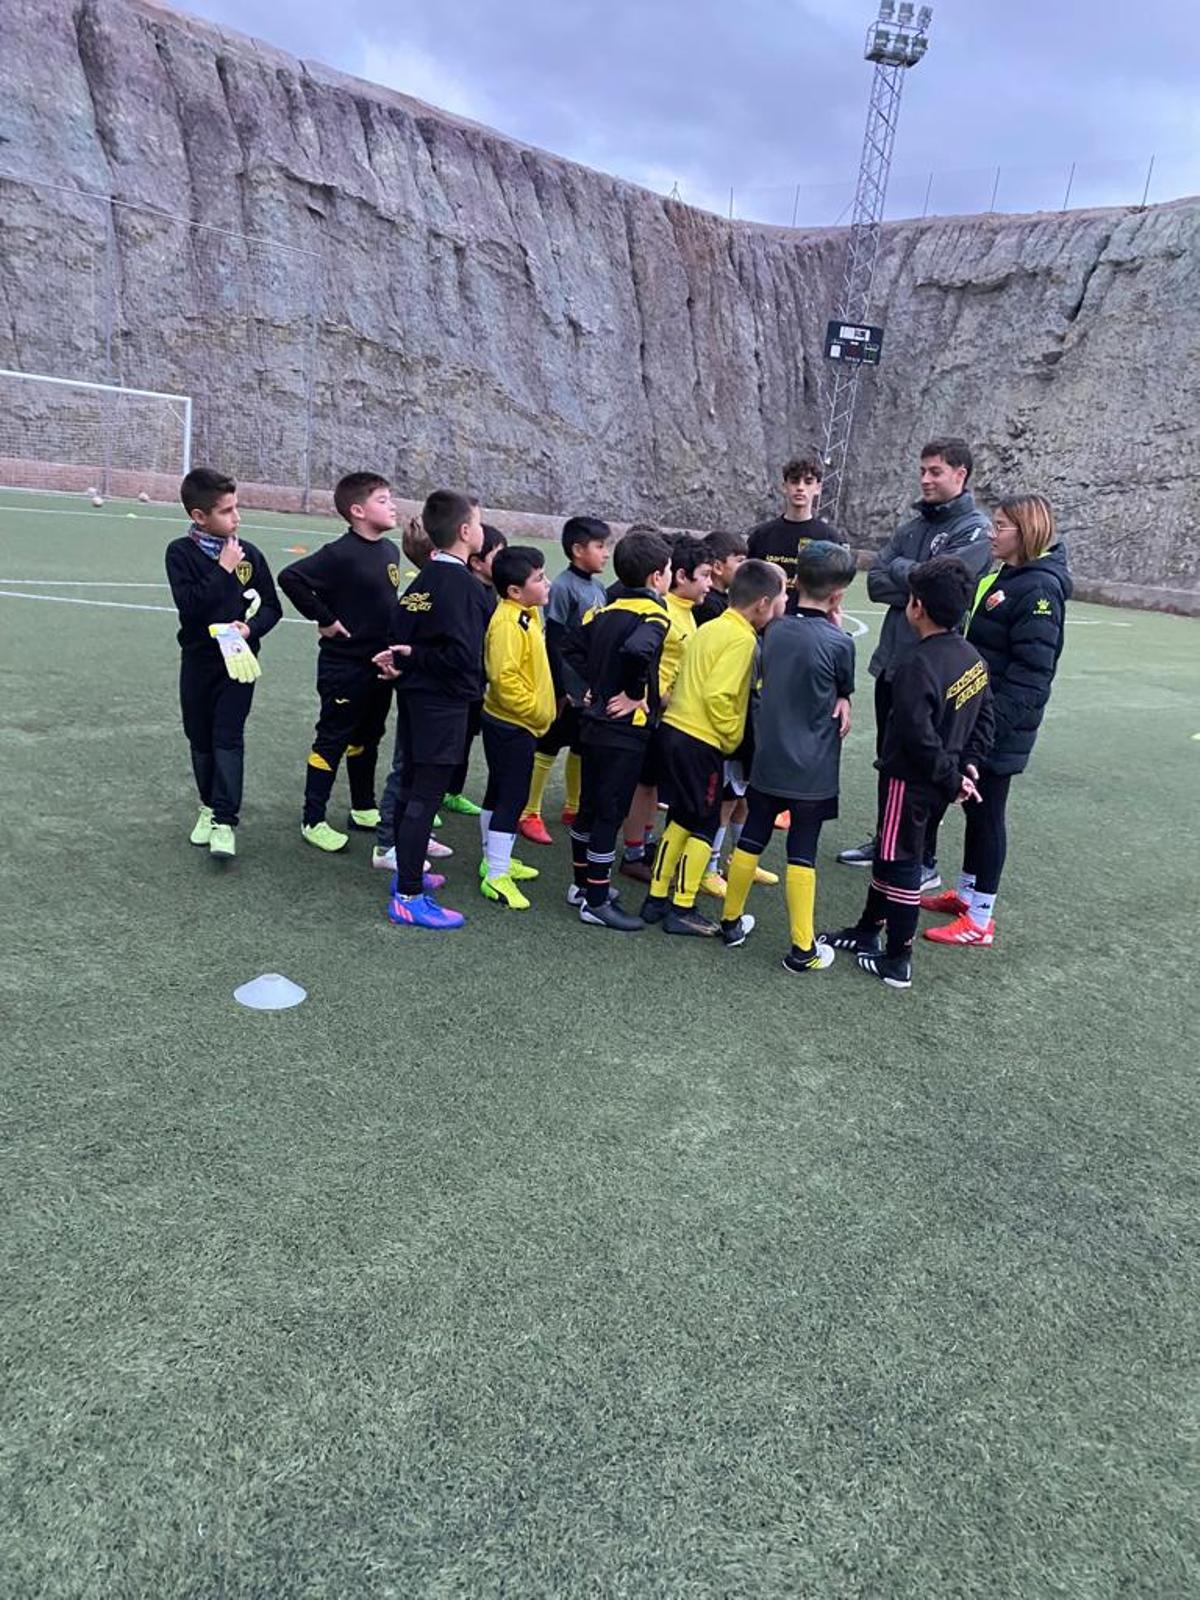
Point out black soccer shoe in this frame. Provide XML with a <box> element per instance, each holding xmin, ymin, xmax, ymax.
<box><xmin>856</xmin><ymin>950</ymin><xmax>913</xmax><ymax>989</ymax></box>
<box><xmin>638</xmin><ymin>893</ymin><xmax>670</xmax><ymax>925</ymax></box>
<box><xmin>663</xmin><ymin>906</ymin><xmax>719</xmax><ymax>938</ymax></box>
<box><xmin>579</xmin><ymin>898</ymin><xmax>645</xmax><ymax>932</ymax></box>
<box><xmin>836</xmin><ymin>838</ymin><xmax>876</xmax><ymax>867</ymax></box>
<box><xmin>720</xmin><ymin>914</ymin><xmax>756</xmax><ymax>948</ymax></box>
<box><xmin>782</xmin><ymin>941</ymin><xmax>836</xmax><ymax>974</ymax></box>
<box><xmin>820</xmin><ymin>923</ymin><xmax>882</xmax><ymax>953</ymax></box>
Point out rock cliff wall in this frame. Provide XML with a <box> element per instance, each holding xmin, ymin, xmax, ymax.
<box><xmin>0</xmin><ymin>0</ymin><xmax>1196</xmax><ymax>591</ymax></box>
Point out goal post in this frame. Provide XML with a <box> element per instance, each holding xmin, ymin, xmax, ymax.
<box><xmin>0</xmin><ymin>368</ymin><xmax>193</xmax><ymax>499</ymax></box>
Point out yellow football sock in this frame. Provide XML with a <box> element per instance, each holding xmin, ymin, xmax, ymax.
<box><xmin>525</xmin><ymin>751</ymin><xmax>554</xmax><ymax>818</ymax></box>
<box><xmin>649</xmin><ymin>820</ymin><xmax>690</xmax><ymax>898</ymax></box>
<box><xmin>564</xmin><ymin>751</ymin><xmax>582</xmax><ymax>813</ymax></box>
<box><xmin>674</xmin><ymin>836</ymin><xmax>715</xmax><ymax>909</ymax></box>
<box><xmin>785</xmin><ymin>864</ymin><xmax>817</xmax><ymax>951</ymax></box>
<box><xmin>722</xmin><ymin>848</ymin><xmax>759</xmax><ymax>923</ymax></box>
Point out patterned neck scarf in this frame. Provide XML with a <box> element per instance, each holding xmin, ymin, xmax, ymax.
<box><xmin>188</xmin><ymin>522</ymin><xmax>224</xmax><ymax>561</ymax></box>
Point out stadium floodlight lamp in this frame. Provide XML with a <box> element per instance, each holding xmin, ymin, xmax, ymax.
<box><xmin>878</xmin><ymin>0</ymin><xmax>896</xmax><ymax>18</ymax></box>
<box><xmin>917</xmin><ymin>5</ymin><xmax>933</xmax><ymax>27</ymax></box>
<box><xmin>897</xmin><ymin>2</ymin><xmax>915</xmax><ymax>22</ymax></box>
<box><xmin>906</xmin><ymin>35</ymin><xmax>928</xmax><ymax>63</ymax></box>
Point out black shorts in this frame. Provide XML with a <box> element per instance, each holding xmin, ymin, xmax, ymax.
<box><xmin>875</xmin><ymin>774</ymin><xmax>932</xmax><ymax>864</ymax></box>
<box><xmin>397</xmin><ymin>690</ymin><xmax>470</xmax><ymax>769</ymax></box>
<box><xmin>638</xmin><ymin>726</ymin><xmax>665</xmax><ymax>788</ymax></box>
<box><xmin>536</xmin><ymin>701</ymin><xmax>582</xmax><ymax>758</ymax></box>
<box><xmin>659</xmin><ymin>724</ymin><xmax>723</xmax><ymax>837</ymax></box>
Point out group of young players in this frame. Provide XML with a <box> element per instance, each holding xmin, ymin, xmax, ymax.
<box><xmin>165</xmin><ymin>437</ymin><xmax>1071</xmax><ymax>989</ymax></box>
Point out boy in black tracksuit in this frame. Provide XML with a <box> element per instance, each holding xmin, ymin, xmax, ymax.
<box><xmin>560</xmin><ymin>529</ymin><xmax>673</xmax><ymax>932</ymax></box>
<box><xmin>824</xmin><ymin>556</ymin><xmax>994</xmax><ymax>989</ymax></box>
<box><xmin>278</xmin><ymin>473</ymin><xmax>402</xmax><ymax>853</ymax></box>
<box><xmin>373</xmin><ymin>490</ymin><xmax>490</xmax><ymax>931</ymax></box>
<box><xmin>165</xmin><ymin>468</ymin><xmax>281</xmax><ymax>860</ymax></box>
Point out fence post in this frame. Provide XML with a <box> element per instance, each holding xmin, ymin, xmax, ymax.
<box><xmin>300</xmin><ymin>256</ymin><xmax>320</xmax><ymax>514</ymax></box>
<box><xmin>1062</xmin><ymin>161</ymin><xmax>1076</xmax><ymax>210</ymax></box>
<box><xmin>921</xmin><ymin>171</ymin><xmax>933</xmax><ymax>218</ymax></box>
<box><xmin>728</xmin><ymin>186</ymin><xmax>734</xmax><ymax>221</ymax></box>
<box><xmin>989</xmin><ymin>166</ymin><xmax>1001</xmax><ymax>212</ymax></box>
<box><xmin>791</xmin><ymin>183</ymin><xmax>801</xmax><ymax>227</ymax></box>
<box><xmin>1140</xmin><ymin>155</ymin><xmax>1155</xmax><ymax>208</ymax></box>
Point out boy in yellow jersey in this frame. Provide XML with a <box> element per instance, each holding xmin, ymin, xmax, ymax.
<box><xmin>619</xmin><ymin>536</ymin><xmax>711</xmax><ymax>883</ymax></box>
<box><xmin>638</xmin><ymin>559</ymin><xmax>786</xmax><ymax>936</ymax></box>
<box><xmin>479</xmin><ymin>547</ymin><xmax>556</xmax><ymax>909</ymax></box>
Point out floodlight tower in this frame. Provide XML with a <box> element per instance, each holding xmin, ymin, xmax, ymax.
<box><xmin>821</xmin><ymin>3</ymin><xmax>933</xmax><ymax>520</ymax></box>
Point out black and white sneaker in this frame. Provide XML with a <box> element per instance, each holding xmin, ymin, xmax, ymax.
<box><xmin>856</xmin><ymin>950</ymin><xmax>913</xmax><ymax>989</ymax></box>
<box><xmin>919</xmin><ymin>861</ymin><xmax>942</xmax><ymax>892</ymax></box>
<box><xmin>638</xmin><ymin>894</ymin><xmax>670</xmax><ymax>925</ymax></box>
<box><xmin>782</xmin><ymin>941</ymin><xmax>835</xmax><ymax>974</ymax></box>
<box><xmin>663</xmin><ymin>906</ymin><xmax>719</xmax><ymax>938</ymax></box>
<box><xmin>566</xmin><ymin>883</ymin><xmax>617</xmax><ymax>907</ymax></box>
<box><xmin>836</xmin><ymin>838</ymin><xmax>876</xmax><ymax>867</ymax></box>
<box><xmin>720</xmin><ymin>914</ymin><xmax>756</xmax><ymax>948</ymax></box>
<box><xmin>820</xmin><ymin>923</ymin><xmax>881</xmax><ymax>953</ymax></box>
<box><xmin>579</xmin><ymin>898</ymin><xmax>644</xmax><ymax>931</ymax></box>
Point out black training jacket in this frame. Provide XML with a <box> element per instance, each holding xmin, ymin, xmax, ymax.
<box><xmin>560</xmin><ymin>590</ymin><xmax>669</xmax><ymax>749</ymax></box>
<box><xmin>967</xmin><ymin>542</ymin><xmax>1071</xmax><ymax>776</ymax></box>
<box><xmin>878</xmin><ymin>631</ymin><xmax>995</xmax><ymax>803</ymax></box>
<box><xmin>278</xmin><ymin>529</ymin><xmax>402</xmax><ymax>660</ymax></box>
<box><xmin>387</xmin><ymin>556</ymin><xmax>490</xmax><ymax>703</ymax></box>
<box><xmin>164</xmin><ymin>535</ymin><xmax>281</xmax><ymax>655</ymax></box>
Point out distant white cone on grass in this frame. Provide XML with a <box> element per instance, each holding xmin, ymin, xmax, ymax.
<box><xmin>91</xmin><ymin>496</ymin><xmax>104</xmax><ymax>507</ymax></box>
<box><xmin>233</xmin><ymin>973</ymin><xmax>307</xmax><ymax>1011</ymax></box>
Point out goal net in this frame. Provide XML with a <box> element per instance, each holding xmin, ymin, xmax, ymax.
<box><xmin>0</xmin><ymin>369</ymin><xmax>192</xmax><ymax>500</ymax></box>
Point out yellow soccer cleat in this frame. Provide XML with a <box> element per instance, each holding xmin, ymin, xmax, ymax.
<box><xmin>480</xmin><ymin>872</ymin><xmax>531</xmax><ymax>910</ymax></box>
<box><xmin>301</xmin><ymin>821</ymin><xmax>348</xmax><ymax>852</ymax></box>
<box><xmin>209</xmin><ymin>823</ymin><xmax>236</xmax><ymax>859</ymax></box>
<box><xmin>753</xmin><ymin>865</ymin><xmax>779</xmax><ymax>887</ymax></box>
<box><xmin>699</xmin><ymin>871</ymin><xmax>728</xmax><ymax>899</ymax></box>
<box><xmin>189</xmin><ymin>805</ymin><xmax>214</xmax><ymax>846</ymax></box>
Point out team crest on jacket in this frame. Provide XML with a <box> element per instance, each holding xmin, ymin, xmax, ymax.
<box><xmin>1033</xmin><ymin>596</ymin><xmax>1052</xmax><ymax>615</ymax></box>
<box><xmin>387</xmin><ymin>563</ymin><xmax>400</xmax><ymax>589</ymax></box>
<box><xmin>985</xmin><ymin>588</ymin><xmax>1006</xmax><ymax>610</ymax></box>
<box><xmin>235</xmin><ymin>560</ymin><xmax>253</xmax><ymax>586</ymax></box>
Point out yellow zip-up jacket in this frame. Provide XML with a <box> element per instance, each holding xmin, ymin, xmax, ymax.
<box><xmin>660</xmin><ymin>591</ymin><xmax>698</xmax><ymax>700</ymax></box>
<box><xmin>483</xmin><ymin>599</ymin><xmax>557</xmax><ymax>737</ymax></box>
<box><xmin>663</xmin><ymin>607</ymin><xmax>757</xmax><ymax>754</ymax></box>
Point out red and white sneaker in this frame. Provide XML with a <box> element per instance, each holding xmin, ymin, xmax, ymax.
<box><xmin>921</xmin><ymin>889</ymin><xmax>969</xmax><ymax>916</ymax></box>
<box><xmin>518</xmin><ymin>813</ymin><xmax>553</xmax><ymax>846</ymax></box>
<box><xmin>923</xmin><ymin>913</ymin><xmax>995</xmax><ymax>946</ymax></box>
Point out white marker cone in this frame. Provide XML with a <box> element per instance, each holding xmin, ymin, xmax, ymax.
<box><xmin>234</xmin><ymin>973</ymin><xmax>307</xmax><ymax>1011</ymax></box>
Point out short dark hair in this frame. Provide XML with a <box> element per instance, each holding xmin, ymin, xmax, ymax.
<box><xmin>782</xmin><ymin>453</ymin><xmax>824</xmax><ymax>484</ymax></box>
<box><xmin>729</xmin><ymin>558</ymin><xmax>785</xmax><ymax>609</ymax></box>
<box><xmin>625</xmin><ymin>521</ymin><xmax>662</xmax><ymax>536</ymax></box>
<box><xmin>703</xmin><ymin>529</ymin><xmax>747</xmax><ymax>564</ymax></box>
<box><xmin>562</xmin><ymin>515</ymin><xmax>610</xmax><ymax>560</ymax></box>
<box><xmin>180</xmin><ymin>467</ymin><xmax>235</xmax><ymax>516</ymax></box>
<box><xmin>794</xmin><ymin>541</ymin><xmax>857</xmax><ymax>601</ymax></box>
<box><xmin>477</xmin><ymin>523</ymin><xmax>507</xmax><ymax>561</ymax></box>
<box><xmin>908</xmin><ymin>555</ymin><xmax>973</xmax><ymax>628</ymax></box>
<box><xmin>670</xmin><ymin>536</ymin><xmax>711</xmax><ymax>585</ymax></box>
<box><xmin>613</xmin><ymin>529</ymin><xmax>672</xmax><ymax>589</ymax></box>
<box><xmin>491</xmin><ymin>544</ymin><xmax>544</xmax><ymax>597</ymax></box>
<box><xmin>334</xmin><ymin>472</ymin><xmax>390</xmax><ymax>523</ymax></box>
<box><xmin>422</xmin><ymin>489</ymin><xmax>474</xmax><ymax>549</ymax></box>
<box><xmin>920</xmin><ymin>437</ymin><xmax>973</xmax><ymax>481</ymax></box>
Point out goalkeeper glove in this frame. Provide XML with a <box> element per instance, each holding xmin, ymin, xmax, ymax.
<box><xmin>242</xmin><ymin>587</ymin><xmax>262</xmax><ymax>622</ymax></box>
<box><xmin>209</xmin><ymin>623</ymin><xmax>262</xmax><ymax>684</ymax></box>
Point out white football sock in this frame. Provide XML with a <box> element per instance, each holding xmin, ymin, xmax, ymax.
<box><xmin>485</xmin><ymin>830</ymin><xmax>515</xmax><ymax>878</ymax></box>
<box><xmin>968</xmin><ymin>890</ymin><xmax>996</xmax><ymax>929</ymax></box>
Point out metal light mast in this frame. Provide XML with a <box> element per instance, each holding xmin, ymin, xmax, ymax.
<box><xmin>822</xmin><ymin>3</ymin><xmax>933</xmax><ymax>520</ymax></box>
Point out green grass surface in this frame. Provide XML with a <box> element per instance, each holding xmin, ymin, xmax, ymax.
<box><xmin>2</xmin><ymin>488</ymin><xmax>1198</xmax><ymax>1599</ymax></box>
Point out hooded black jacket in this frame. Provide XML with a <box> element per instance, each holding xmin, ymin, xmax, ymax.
<box><xmin>966</xmin><ymin>542</ymin><xmax>1072</xmax><ymax>775</ymax></box>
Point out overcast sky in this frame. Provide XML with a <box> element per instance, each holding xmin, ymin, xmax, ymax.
<box><xmin>184</xmin><ymin>0</ymin><xmax>1199</xmax><ymax>225</ymax></box>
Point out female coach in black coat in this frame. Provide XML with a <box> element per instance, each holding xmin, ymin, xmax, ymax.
<box><xmin>922</xmin><ymin>494</ymin><xmax>1071</xmax><ymax>946</ymax></box>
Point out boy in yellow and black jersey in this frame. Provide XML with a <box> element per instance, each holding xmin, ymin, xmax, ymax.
<box><xmin>639</xmin><ymin>559</ymin><xmax>787</xmax><ymax>937</ymax></box>
<box><xmin>478</xmin><ymin>547</ymin><xmax>555</xmax><ymax>911</ymax></box>
<box><xmin>559</xmin><ymin>529</ymin><xmax>673</xmax><ymax>931</ymax></box>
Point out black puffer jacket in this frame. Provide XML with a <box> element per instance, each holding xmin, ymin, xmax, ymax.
<box><xmin>966</xmin><ymin>542</ymin><xmax>1072</xmax><ymax>775</ymax></box>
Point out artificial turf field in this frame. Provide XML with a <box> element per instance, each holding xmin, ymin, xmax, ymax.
<box><xmin>1</xmin><ymin>487</ymin><xmax>1197</xmax><ymax>1600</ymax></box>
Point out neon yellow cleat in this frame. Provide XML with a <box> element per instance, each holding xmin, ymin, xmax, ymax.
<box><xmin>753</xmin><ymin>865</ymin><xmax>779</xmax><ymax>887</ymax></box>
<box><xmin>209</xmin><ymin>823</ymin><xmax>236</xmax><ymax>858</ymax></box>
<box><xmin>189</xmin><ymin>805</ymin><xmax>214</xmax><ymax>846</ymax></box>
<box><xmin>302</xmin><ymin>821</ymin><xmax>348</xmax><ymax>852</ymax></box>
<box><xmin>480</xmin><ymin>872</ymin><xmax>531</xmax><ymax>910</ymax></box>
<box><xmin>478</xmin><ymin>856</ymin><xmax>539</xmax><ymax>883</ymax></box>
<box><xmin>348</xmin><ymin>808</ymin><xmax>381</xmax><ymax>830</ymax></box>
<box><xmin>700</xmin><ymin>871</ymin><xmax>728</xmax><ymax>899</ymax></box>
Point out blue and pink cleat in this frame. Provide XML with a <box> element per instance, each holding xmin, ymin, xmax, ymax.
<box><xmin>387</xmin><ymin>891</ymin><xmax>465</xmax><ymax>930</ymax></box>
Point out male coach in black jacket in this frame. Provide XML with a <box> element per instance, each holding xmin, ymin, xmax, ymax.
<box><xmin>838</xmin><ymin>436</ymin><xmax>992</xmax><ymax>884</ymax></box>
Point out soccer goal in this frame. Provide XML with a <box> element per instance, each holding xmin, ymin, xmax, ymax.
<box><xmin>0</xmin><ymin>368</ymin><xmax>192</xmax><ymax>500</ymax></box>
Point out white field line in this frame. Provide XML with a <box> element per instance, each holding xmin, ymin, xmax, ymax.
<box><xmin>0</xmin><ymin>503</ymin><xmax>322</xmax><ymax>536</ymax></box>
<box><xmin>0</xmin><ymin>578</ymin><xmax>170</xmax><ymax>587</ymax></box>
<box><xmin>0</xmin><ymin>588</ymin><xmax>312</xmax><ymax>621</ymax></box>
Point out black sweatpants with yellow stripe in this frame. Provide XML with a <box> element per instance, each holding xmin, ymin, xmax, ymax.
<box><xmin>303</xmin><ymin>655</ymin><xmax>393</xmax><ymax>825</ymax></box>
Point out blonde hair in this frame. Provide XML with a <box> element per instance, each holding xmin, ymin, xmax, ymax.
<box><xmin>995</xmin><ymin>494</ymin><xmax>1056</xmax><ymax>566</ymax></box>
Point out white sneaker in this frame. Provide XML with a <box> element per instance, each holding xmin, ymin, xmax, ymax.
<box><xmin>371</xmin><ymin>845</ymin><xmax>396</xmax><ymax>871</ymax></box>
<box><xmin>426</xmin><ymin>837</ymin><xmax>454</xmax><ymax>859</ymax></box>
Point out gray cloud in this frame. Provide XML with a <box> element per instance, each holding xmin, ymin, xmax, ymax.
<box><xmin>187</xmin><ymin>0</ymin><xmax>1200</xmax><ymax>223</ymax></box>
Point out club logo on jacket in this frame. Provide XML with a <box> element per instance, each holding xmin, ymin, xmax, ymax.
<box><xmin>985</xmin><ymin>589</ymin><xmax>1006</xmax><ymax>610</ymax></box>
<box><xmin>235</xmin><ymin>560</ymin><xmax>253</xmax><ymax>586</ymax></box>
<box><xmin>400</xmin><ymin>590</ymin><xmax>432</xmax><ymax>613</ymax></box>
<box><xmin>387</xmin><ymin>563</ymin><xmax>401</xmax><ymax>589</ymax></box>
<box><xmin>931</xmin><ymin>525</ymin><xmax>981</xmax><ymax>556</ymax></box>
<box><xmin>1033</xmin><ymin>596</ymin><xmax>1052</xmax><ymax>615</ymax></box>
